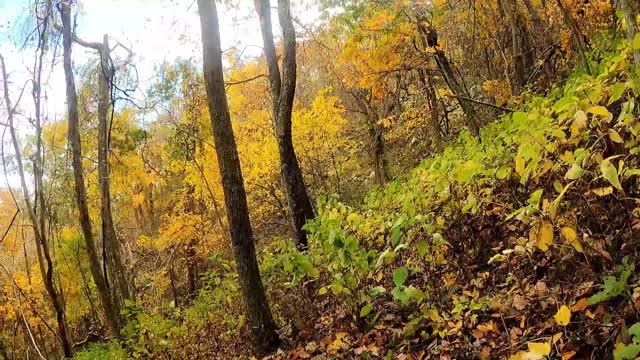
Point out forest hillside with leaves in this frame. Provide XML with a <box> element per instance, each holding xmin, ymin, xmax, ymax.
<box><xmin>1</xmin><ymin>0</ymin><xmax>640</xmax><ymax>359</ymax></box>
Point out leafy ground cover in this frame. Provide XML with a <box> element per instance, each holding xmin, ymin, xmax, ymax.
<box><xmin>74</xmin><ymin>37</ymin><xmax>640</xmax><ymax>360</ymax></box>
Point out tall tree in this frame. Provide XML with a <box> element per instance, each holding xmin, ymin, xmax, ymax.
<box><xmin>255</xmin><ymin>0</ymin><xmax>315</xmax><ymax>249</ymax></box>
<box><xmin>59</xmin><ymin>0</ymin><xmax>121</xmax><ymax>336</ymax></box>
<box><xmin>63</xmin><ymin>32</ymin><xmax>134</xmax><ymax>319</ymax></box>
<box><xmin>197</xmin><ymin>0</ymin><xmax>280</xmax><ymax>354</ymax></box>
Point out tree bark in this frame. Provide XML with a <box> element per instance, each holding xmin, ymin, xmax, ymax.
<box><xmin>620</xmin><ymin>0</ymin><xmax>640</xmax><ymax>65</ymax></box>
<box><xmin>59</xmin><ymin>1</ymin><xmax>121</xmax><ymax>337</ymax></box>
<box><xmin>197</xmin><ymin>0</ymin><xmax>280</xmax><ymax>355</ymax></box>
<box><xmin>255</xmin><ymin>0</ymin><xmax>315</xmax><ymax>250</ymax></box>
<box><xmin>96</xmin><ymin>34</ymin><xmax>132</xmax><ymax>316</ymax></box>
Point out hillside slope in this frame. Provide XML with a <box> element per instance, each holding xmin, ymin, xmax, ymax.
<box><xmin>74</xmin><ymin>40</ymin><xmax>640</xmax><ymax>360</ymax></box>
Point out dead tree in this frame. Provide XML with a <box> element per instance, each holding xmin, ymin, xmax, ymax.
<box><xmin>62</xmin><ymin>31</ymin><xmax>134</xmax><ymax>324</ymax></box>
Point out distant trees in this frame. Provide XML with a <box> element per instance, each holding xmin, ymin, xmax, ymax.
<box><xmin>197</xmin><ymin>0</ymin><xmax>280</xmax><ymax>354</ymax></box>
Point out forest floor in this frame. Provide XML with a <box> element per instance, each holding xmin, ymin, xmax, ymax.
<box><xmin>72</xmin><ymin>42</ymin><xmax>640</xmax><ymax>360</ymax></box>
<box><xmin>251</xmin><ymin>45</ymin><xmax>640</xmax><ymax>360</ymax></box>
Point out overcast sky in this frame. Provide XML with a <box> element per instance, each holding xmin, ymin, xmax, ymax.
<box><xmin>0</xmin><ymin>0</ymin><xmax>322</xmax><ymax>188</ymax></box>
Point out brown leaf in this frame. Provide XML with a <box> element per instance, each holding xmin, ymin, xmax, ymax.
<box><xmin>514</xmin><ymin>294</ymin><xmax>528</xmax><ymax>310</ymax></box>
<box><xmin>570</xmin><ymin>298</ymin><xmax>589</xmax><ymax>312</ymax></box>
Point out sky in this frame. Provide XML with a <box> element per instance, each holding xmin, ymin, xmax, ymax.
<box><xmin>0</xmin><ymin>0</ymin><xmax>322</xmax><ymax>189</ymax></box>
<box><xmin>0</xmin><ymin>0</ymin><xmax>278</xmax><ymax>117</ymax></box>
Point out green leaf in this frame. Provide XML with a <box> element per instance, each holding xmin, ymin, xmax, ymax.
<box><xmin>634</xmin><ymin>33</ymin><xmax>640</xmax><ymax>50</ymax></box>
<box><xmin>628</xmin><ymin>322</ymin><xmax>640</xmax><ymax>340</ymax></box>
<box><xmin>360</xmin><ymin>303</ymin><xmax>373</xmax><ymax>317</ymax></box>
<box><xmin>417</xmin><ymin>240</ymin><xmax>428</xmax><ymax>257</ymax></box>
<box><xmin>393</xmin><ymin>266</ymin><xmax>408</xmax><ymax>287</ymax></box>
<box><xmin>391</xmin><ymin>287</ymin><xmax>409</xmax><ymax>303</ymax></box>
<box><xmin>601</xmin><ymin>157</ymin><xmax>623</xmax><ymax>190</ymax></box>
<box><xmin>391</xmin><ymin>226</ymin><xmax>402</xmax><ymax>246</ymax></box>
<box><xmin>527</xmin><ymin>189</ymin><xmax>544</xmax><ymax>208</ymax></box>
<box><xmin>565</xmin><ymin>163</ymin><xmax>584</xmax><ymax>180</ymax></box>
<box><xmin>609</xmin><ymin>82</ymin><xmax>626</xmax><ymax>104</ymax></box>
<box><xmin>369</xmin><ymin>286</ymin><xmax>386</xmax><ymax>297</ymax></box>
<box><xmin>609</xmin><ymin>129</ymin><xmax>624</xmax><ymax>143</ymax></box>
<box><xmin>614</xmin><ymin>343</ymin><xmax>640</xmax><ymax>360</ymax></box>
<box><xmin>512</xmin><ymin>111</ymin><xmax>528</xmax><ymax>123</ymax></box>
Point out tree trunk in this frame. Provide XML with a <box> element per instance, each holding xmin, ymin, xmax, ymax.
<box><xmin>499</xmin><ymin>0</ymin><xmax>533</xmax><ymax>91</ymax></box>
<box><xmin>416</xmin><ymin>19</ymin><xmax>480</xmax><ymax>137</ymax></box>
<box><xmin>197</xmin><ymin>0</ymin><xmax>280</xmax><ymax>355</ymax></box>
<box><xmin>59</xmin><ymin>1</ymin><xmax>121</xmax><ymax>337</ymax></box>
<box><xmin>555</xmin><ymin>0</ymin><xmax>592</xmax><ymax>74</ymax></box>
<box><xmin>369</xmin><ymin>119</ymin><xmax>389</xmax><ymax>186</ymax></box>
<box><xmin>97</xmin><ymin>34</ymin><xmax>132</xmax><ymax>316</ymax></box>
<box><xmin>620</xmin><ymin>0</ymin><xmax>640</xmax><ymax>65</ymax></box>
<box><xmin>350</xmin><ymin>91</ymin><xmax>390</xmax><ymax>185</ymax></box>
<box><xmin>256</xmin><ymin>0</ymin><xmax>315</xmax><ymax>250</ymax></box>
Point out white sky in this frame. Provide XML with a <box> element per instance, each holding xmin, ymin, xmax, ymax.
<box><xmin>0</xmin><ymin>0</ymin><xmax>322</xmax><ymax>189</ymax></box>
<box><xmin>0</xmin><ymin>0</ymin><xmax>291</xmax><ymax>117</ymax></box>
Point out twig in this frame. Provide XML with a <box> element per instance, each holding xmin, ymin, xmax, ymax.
<box><xmin>444</xmin><ymin>94</ymin><xmax>515</xmax><ymax>112</ymax></box>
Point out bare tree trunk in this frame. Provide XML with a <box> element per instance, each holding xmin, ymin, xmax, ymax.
<box><xmin>255</xmin><ymin>0</ymin><xmax>315</xmax><ymax>250</ymax></box>
<box><xmin>425</xmin><ymin>75</ymin><xmax>443</xmax><ymax>150</ymax></box>
<box><xmin>350</xmin><ymin>91</ymin><xmax>390</xmax><ymax>185</ymax></box>
<box><xmin>197</xmin><ymin>0</ymin><xmax>280</xmax><ymax>355</ymax></box>
<box><xmin>620</xmin><ymin>0</ymin><xmax>640</xmax><ymax>65</ymax></box>
<box><xmin>1</xmin><ymin>53</ymin><xmax>73</xmax><ymax>357</ymax></box>
<box><xmin>96</xmin><ymin>34</ymin><xmax>132</xmax><ymax>316</ymax></box>
<box><xmin>59</xmin><ymin>1</ymin><xmax>121</xmax><ymax>337</ymax></box>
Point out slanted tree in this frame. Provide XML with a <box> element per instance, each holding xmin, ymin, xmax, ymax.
<box><xmin>255</xmin><ymin>0</ymin><xmax>315</xmax><ymax>249</ymax></box>
<box><xmin>197</xmin><ymin>0</ymin><xmax>280</xmax><ymax>354</ymax></box>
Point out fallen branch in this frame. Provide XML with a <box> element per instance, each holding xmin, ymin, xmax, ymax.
<box><xmin>445</xmin><ymin>94</ymin><xmax>515</xmax><ymax>113</ymax></box>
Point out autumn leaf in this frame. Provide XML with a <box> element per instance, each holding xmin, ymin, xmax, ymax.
<box><xmin>561</xmin><ymin>227</ymin><xmax>583</xmax><ymax>252</ymax></box>
<box><xmin>536</xmin><ymin>222</ymin><xmax>554</xmax><ymax>252</ymax></box>
<box><xmin>601</xmin><ymin>157</ymin><xmax>623</xmax><ymax>190</ymax></box>
<box><xmin>609</xmin><ymin>129</ymin><xmax>623</xmax><ymax>143</ymax></box>
<box><xmin>554</xmin><ymin>305</ymin><xmax>571</xmax><ymax>326</ymax></box>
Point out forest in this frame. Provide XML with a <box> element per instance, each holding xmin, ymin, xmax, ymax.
<box><xmin>1</xmin><ymin>0</ymin><xmax>640</xmax><ymax>358</ymax></box>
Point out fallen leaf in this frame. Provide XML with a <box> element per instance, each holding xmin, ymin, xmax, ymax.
<box><xmin>590</xmin><ymin>186</ymin><xmax>613</xmax><ymax>196</ymax></box>
<box><xmin>554</xmin><ymin>305</ymin><xmax>571</xmax><ymax>326</ymax></box>
<box><xmin>514</xmin><ymin>294</ymin><xmax>528</xmax><ymax>310</ymax></box>
<box><xmin>536</xmin><ymin>222</ymin><xmax>554</xmax><ymax>252</ymax></box>
<box><xmin>527</xmin><ymin>342</ymin><xmax>551</xmax><ymax>359</ymax></box>
<box><xmin>571</xmin><ymin>298</ymin><xmax>590</xmax><ymax>312</ymax></box>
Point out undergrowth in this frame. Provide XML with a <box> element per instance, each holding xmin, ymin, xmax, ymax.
<box><xmin>74</xmin><ymin>36</ymin><xmax>640</xmax><ymax>360</ymax></box>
